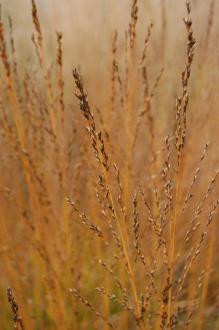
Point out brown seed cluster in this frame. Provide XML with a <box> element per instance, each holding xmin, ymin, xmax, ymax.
<box><xmin>7</xmin><ymin>288</ymin><xmax>25</xmax><ymax>330</ymax></box>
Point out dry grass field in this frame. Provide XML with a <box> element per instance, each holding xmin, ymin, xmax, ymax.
<box><xmin>0</xmin><ymin>0</ymin><xmax>219</xmax><ymax>329</ymax></box>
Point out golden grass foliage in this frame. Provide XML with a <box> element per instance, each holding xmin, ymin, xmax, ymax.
<box><xmin>0</xmin><ymin>0</ymin><xmax>219</xmax><ymax>329</ymax></box>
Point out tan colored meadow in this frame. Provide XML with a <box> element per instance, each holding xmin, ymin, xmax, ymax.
<box><xmin>0</xmin><ymin>0</ymin><xmax>219</xmax><ymax>329</ymax></box>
